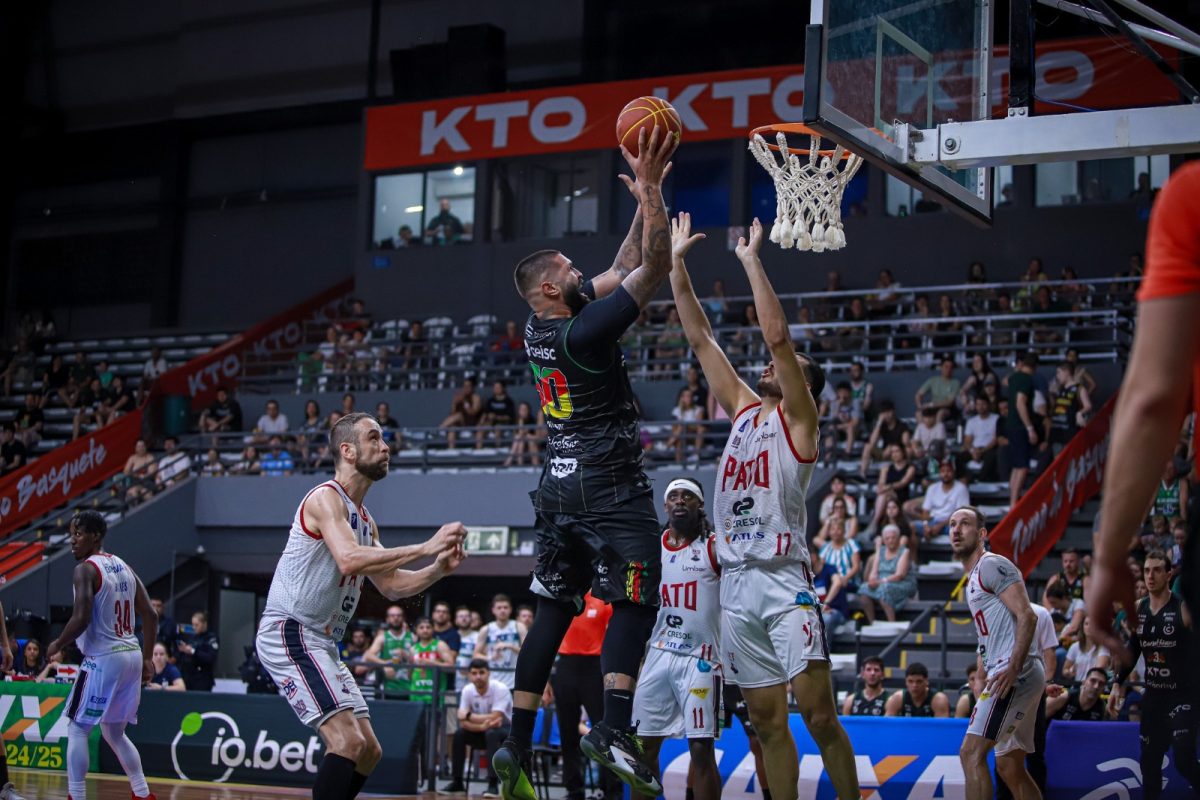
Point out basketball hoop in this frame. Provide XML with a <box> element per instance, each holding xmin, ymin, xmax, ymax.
<box><xmin>748</xmin><ymin>123</ymin><xmax>864</xmax><ymax>253</ymax></box>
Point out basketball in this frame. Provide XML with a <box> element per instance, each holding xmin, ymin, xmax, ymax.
<box><xmin>616</xmin><ymin>96</ymin><xmax>682</xmax><ymax>157</ymax></box>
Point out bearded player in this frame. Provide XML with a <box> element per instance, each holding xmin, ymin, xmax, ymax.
<box><xmin>632</xmin><ymin>477</ymin><xmax>721</xmax><ymax>800</ymax></box>
<box><xmin>255</xmin><ymin>413</ymin><xmax>466</xmax><ymax>800</ymax></box>
<box><xmin>668</xmin><ymin>213</ymin><xmax>859</xmax><ymax>800</ymax></box>
<box><xmin>950</xmin><ymin>507</ymin><xmax>1045</xmax><ymax>800</ymax></box>
<box><xmin>491</xmin><ymin>125</ymin><xmax>675</xmax><ymax>800</ymax></box>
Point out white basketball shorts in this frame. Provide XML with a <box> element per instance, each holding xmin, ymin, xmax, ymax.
<box><xmin>632</xmin><ymin>647</ymin><xmax>720</xmax><ymax>739</ymax></box>
<box><xmin>256</xmin><ymin>615</ymin><xmax>369</xmax><ymax>729</ymax></box>
<box><xmin>720</xmin><ymin>562</ymin><xmax>829</xmax><ymax>688</ymax></box>
<box><xmin>967</xmin><ymin>659</ymin><xmax>1046</xmax><ymax>756</ymax></box>
<box><xmin>65</xmin><ymin>650</ymin><xmax>144</xmax><ymax>727</ymax></box>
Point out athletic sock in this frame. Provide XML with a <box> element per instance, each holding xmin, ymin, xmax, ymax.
<box><xmin>68</xmin><ymin>721</ymin><xmax>91</xmax><ymax>800</ymax></box>
<box><xmin>762</xmin><ymin>788</ymin><xmax>773</xmax><ymax>800</ymax></box>
<box><xmin>603</xmin><ymin>689</ymin><xmax>634</xmax><ymax>731</ymax></box>
<box><xmin>347</xmin><ymin>770</ymin><xmax>369</xmax><ymax>799</ymax></box>
<box><xmin>510</xmin><ymin>706</ymin><xmax>538</xmax><ymax>750</ymax></box>
<box><xmin>314</xmin><ymin>753</ymin><xmax>357</xmax><ymax>800</ymax></box>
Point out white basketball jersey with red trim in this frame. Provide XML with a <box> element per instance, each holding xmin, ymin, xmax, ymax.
<box><xmin>649</xmin><ymin>531</ymin><xmax>721</xmax><ymax>664</ymax></box>
<box><xmin>712</xmin><ymin>403</ymin><xmax>817</xmax><ymax>569</ymax></box>
<box><xmin>262</xmin><ymin>481</ymin><xmax>374</xmax><ymax>641</ymax></box>
<box><xmin>76</xmin><ymin>553</ymin><xmax>141</xmax><ymax>657</ymax></box>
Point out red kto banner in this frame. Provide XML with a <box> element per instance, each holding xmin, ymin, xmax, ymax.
<box><xmin>366</xmin><ymin>37</ymin><xmax>1179</xmax><ymax>170</ymax></box>
<box><xmin>0</xmin><ymin>409</ymin><xmax>142</xmax><ymax>539</ymax></box>
<box><xmin>988</xmin><ymin>396</ymin><xmax>1115</xmax><ymax>577</ymax></box>
<box><xmin>156</xmin><ymin>279</ymin><xmax>353</xmax><ymax>410</ymax></box>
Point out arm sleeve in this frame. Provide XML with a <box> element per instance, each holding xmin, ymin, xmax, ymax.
<box><xmin>565</xmin><ymin>285</ymin><xmax>640</xmax><ymax>365</ymax></box>
<box><xmin>1138</xmin><ymin>163</ymin><xmax>1200</xmax><ymax>301</ymax></box>
<box><xmin>979</xmin><ymin>556</ymin><xmax>1022</xmax><ymax>596</ymax></box>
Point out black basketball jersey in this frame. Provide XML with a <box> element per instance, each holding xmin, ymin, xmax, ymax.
<box><xmin>901</xmin><ymin>689</ymin><xmax>935</xmax><ymax>717</ymax></box>
<box><xmin>850</xmin><ymin>688</ymin><xmax>889</xmax><ymax>716</ymax></box>
<box><xmin>524</xmin><ymin>289</ymin><xmax>649</xmax><ymax>512</ymax></box>
<box><xmin>1134</xmin><ymin>594</ymin><xmax>1190</xmax><ymax>694</ymax></box>
<box><xmin>1050</xmin><ymin>384</ymin><xmax>1081</xmax><ymax>433</ymax></box>
<box><xmin>1054</xmin><ymin>686</ymin><xmax>1107</xmax><ymax>721</ymax></box>
<box><xmin>1057</xmin><ymin>571</ymin><xmax>1087</xmax><ymax>602</ymax></box>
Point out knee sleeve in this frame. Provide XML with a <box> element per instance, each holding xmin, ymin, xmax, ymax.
<box><xmin>67</xmin><ymin>721</ymin><xmax>92</xmax><ymax>785</ymax></box>
<box><xmin>601</xmin><ymin>601</ymin><xmax>657</xmax><ymax>678</ymax></box>
<box><xmin>513</xmin><ymin>596</ymin><xmax>576</xmax><ymax>694</ymax></box>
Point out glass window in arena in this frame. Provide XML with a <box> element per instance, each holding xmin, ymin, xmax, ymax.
<box><xmin>492</xmin><ymin>153</ymin><xmax>600</xmax><ymax>240</ymax></box>
<box><xmin>1036</xmin><ymin>156</ymin><xmax>1167</xmax><ymax>206</ymax></box>
<box><xmin>372</xmin><ymin>166</ymin><xmax>476</xmax><ymax>247</ymax></box>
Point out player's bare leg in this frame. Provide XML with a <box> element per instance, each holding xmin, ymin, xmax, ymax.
<box><xmin>790</xmin><ymin>663</ymin><xmax>858</xmax><ymax>799</ymax></box>
<box><xmin>994</xmin><ymin>749</ymin><xmax>1041</xmax><ymax>800</ymax></box>
<box><xmin>686</xmin><ymin>738</ymin><xmax>721</xmax><ymax>800</ymax></box>
<box><xmin>634</xmin><ymin>736</ymin><xmax>664</xmax><ymax>800</ymax></box>
<box><xmin>960</xmin><ymin>734</ymin><xmax>995</xmax><ymax>800</ymax></box>
<box><xmin>740</xmin><ymin>683</ymin><xmax>800</xmax><ymax>800</ymax></box>
<box><xmin>314</xmin><ymin>709</ymin><xmax>379</xmax><ymax>800</ymax></box>
<box><xmin>349</xmin><ymin>718</ymin><xmax>384</xmax><ymax>798</ymax></box>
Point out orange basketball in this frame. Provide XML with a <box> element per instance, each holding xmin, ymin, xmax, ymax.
<box><xmin>616</xmin><ymin>96</ymin><xmax>682</xmax><ymax>157</ymax></box>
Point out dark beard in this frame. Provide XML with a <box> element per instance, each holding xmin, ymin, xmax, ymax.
<box><xmin>563</xmin><ymin>283</ymin><xmax>590</xmax><ymax>315</ymax></box>
<box><xmin>668</xmin><ymin>508</ymin><xmax>704</xmax><ymax>541</ymax></box>
<box><xmin>756</xmin><ymin>377</ymin><xmax>782</xmax><ymax>398</ymax></box>
<box><xmin>356</xmin><ymin>458</ymin><xmax>388</xmax><ymax>482</ymax></box>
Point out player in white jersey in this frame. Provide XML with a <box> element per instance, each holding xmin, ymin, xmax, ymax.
<box><xmin>46</xmin><ymin>510</ymin><xmax>157</xmax><ymax>800</ymax></box>
<box><xmin>949</xmin><ymin>507</ymin><xmax>1045</xmax><ymax>800</ymax></box>
<box><xmin>632</xmin><ymin>477</ymin><xmax>721</xmax><ymax>800</ymax></box>
<box><xmin>668</xmin><ymin>215</ymin><xmax>859</xmax><ymax>800</ymax></box>
<box><xmin>255</xmin><ymin>412</ymin><xmax>467</xmax><ymax>800</ymax></box>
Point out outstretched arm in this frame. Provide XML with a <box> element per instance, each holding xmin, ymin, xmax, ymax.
<box><xmin>617</xmin><ymin>127</ymin><xmax>676</xmax><ymax>308</ymax></box>
<box><xmin>738</xmin><ymin>218</ymin><xmax>818</xmax><ymax>458</ymax></box>
<box><xmin>668</xmin><ymin>212</ymin><xmax>756</xmax><ymax>418</ymax></box>
<box><xmin>371</xmin><ymin>541</ymin><xmax>466</xmax><ymax>601</ymax></box>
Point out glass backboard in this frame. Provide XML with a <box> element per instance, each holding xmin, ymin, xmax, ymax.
<box><xmin>804</xmin><ymin>0</ymin><xmax>994</xmax><ymax>224</ymax></box>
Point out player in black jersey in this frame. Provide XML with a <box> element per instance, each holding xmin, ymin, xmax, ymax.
<box><xmin>1108</xmin><ymin>551</ymin><xmax>1200</xmax><ymax>800</ymax></box>
<box><xmin>884</xmin><ymin>662</ymin><xmax>950</xmax><ymax>717</ymax></box>
<box><xmin>842</xmin><ymin>656</ymin><xmax>890</xmax><ymax>716</ymax></box>
<box><xmin>1046</xmin><ymin>668</ymin><xmax>1108</xmax><ymax>721</ymax></box>
<box><xmin>491</xmin><ymin>125</ymin><xmax>677</xmax><ymax>800</ymax></box>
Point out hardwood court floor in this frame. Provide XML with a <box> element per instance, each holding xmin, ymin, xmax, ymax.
<box><xmin>10</xmin><ymin>768</ymin><xmax>463</xmax><ymax>800</ymax></box>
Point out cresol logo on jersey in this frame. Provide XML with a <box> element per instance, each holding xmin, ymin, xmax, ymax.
<box><xmin>170</xmin><ymin>710</ymin><xmax>321</xmax><ymax>782</ymax></box>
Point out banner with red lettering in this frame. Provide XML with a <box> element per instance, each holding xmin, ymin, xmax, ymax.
<box><xmin>156</xmin><ymin>279</ymin><xmax>353</xmax><ymax>410</ymax></box>
<box><xmin>366</xmin><ymin>37</ymin><xmax>1179</xmax><ymax>170</ymax></box>
<box><xmin>0</xmin><ymin>409</ymin><xmax>142</xmax><ymax>539</ymax></box>
<box><xmin>988</xmin><ymin>396</ymin><xmax>1115</xmax><ymax>577</ymax></box>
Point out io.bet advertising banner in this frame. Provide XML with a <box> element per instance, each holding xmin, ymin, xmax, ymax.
<box><xmin>0</xmin><ymin>681</ymin><xmax>100</xmax><ymax>772</ymax></box>
<box><xmin>107</xmin><ymin>691</ymin><xmax>423</xmax><ymax>793</ymax></box>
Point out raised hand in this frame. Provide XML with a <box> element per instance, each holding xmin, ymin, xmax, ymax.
<box><xmin>735</xmin><ymin>218</ymin><xmax>764</xmax><ymax>263</ymax></box>
<box><xmin>619</xmin><ymin>125</ymin><xmax>677</xmax><ymax>188</ymax></box>
<box><xmin>670</xmin><ymin>212</ymin><xmax>706</xmax><ymax>262</ymax></box>
<box><xmin>618</xmin><ymin>162</ymin><xmax>672</xmax><ymax>201</ymax></box>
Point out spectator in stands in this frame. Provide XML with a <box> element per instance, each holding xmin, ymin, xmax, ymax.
<box><xmin>960</xmin><ymin>396</ymin><xmax>1001</xmax><ymax>480</ymax></box>
<box><xmin>140</xmin><ymin>347</ymin><xmax>168</xmax><ymax>402</ymax></box>
<box><xmin>1047</xmin><ymin>668</ymin><xmax>1109</xmax><ymax>721</ymax></box>
<box><xmin>1</xmin><ymin>337</ymin><xmax>35</xmax><ymax>398</ymax></box>
<box><xmin>703</xmin><ymin>278</ymin><xmax>728</xmax><ymax>325</ymax></box>
<box><xmin>885</xmin><ymin>662</ymin><xmax>950</xmax><ymax>717</ymax></box>
<box><xmin>490</xmin><ymin>320</ymin><xmax>524</xmax><ymax>375</ymax></box>
<box><xmin>400</xmin><ymin>320</ymin><xmax>430</xmax><ymax>379</ymax></box>
<box><xmin>955</xmin><ymin>664</ymin><xmax>985</xmax><ymax>718</ymax></box>
<box><xmin>455</xmin><ymin>606</ymin><xmax>480</xmax><ymax>685</ymax></box>
<box><xmin>516</xmin><ymin>605</ymin><xmax>534</xmax><ymax>630</ymax></box>
<box><xmin>425</xmin><ymin>198</ymin><xmax>464</xmax><ymax>244</ymax></box>
<box><xmin>315</xmin><ymin>325</ymin><xmax>345</xmax><ymax>390</ymax></box>
<box><xmin>123</xmin><ymin>439</ymin><xmax>157</xmax><ymax>505</ymax></box>
<box><xmin>473</xmin><ymin>594</ymin><xmax>525</xmax><ymax>689</ymax></box>
<box><xmin>230</xmin><ymin>445</ymin><xmax>262</xmax><ymax>475</ymax></box>
<box><xmin>146</xmin><ymin>643</ymin><xmax>186</xmax><ymax>691</ymax></box>
<box><xmin>150</xmin><ymin>597</ymin><xmax>178</xmax><ymax>655</ymax></box>
<box><xmin>668</xmin><ymin>387</ymin><xmax>704</xmax><ymax>463</ymax></box>
<box><xmin>296</xmin><ymin>400</ymin><xmax>323</xmax><ymax>465</ymax></box>
<box><xmin>375</xmin><ymin>401</ymin><xmax>401</xmax><ymax>452</ymax></box>
<box><xmin>156</xmin><ymin>436</ymin><xmax>190</xmax><ymax>489</ymax></box>
<box><xmin>341</xmin><ymin>393</ymin><xmax>356</xmax><ymax>416</ymax></box>
<box><xmin>0</xmin><ymin>425</ymin><xmax>26</xmax><ymax>476</ymax></box>
<box><xmin>9</xmin><ymin>638</ymin><xmax>45</xmax><ymax>679</ymax></box>
<box><xmin>815</xmin><ymin>270</ymin><xmax>845</xmax><ymax>323</ymax></box>
<box><xmin>897</xmin><ymin>294</ymin><xmax>936</xmax><ymax>352</ymax></box>
<box><xmin>105</xmin><ymin>375</ymin><xmax>135</xmax><ymax>424</ymax></box>
<box><xmin>816</xmin><ymin>494</ymin><xmax>860</xmax><ymax>549</ymax></box>
<box><xmin>432</xmin><ymin>601</ymin><xmax>461</xmax><ymax>657</ymax></box>
<box><xmin>931</xmin><ymin>294</ymin><xmax>963</xmax><ymax>353</ymax></box>
<box><xmin>727</xmin><ymin>304</ymin><xmax>764</xmax><ymax>361</ymax></box>
<box><xmin>346</xmin><ymin>329</ymin><xmax>375</xmax><ymax>390</ymax></box>
<box><xmin>1062</xmin><ymin>616</ymin><xmax>1110</xmax><ymax>684</ymax></box>
<box><xmin>1048</xmin><ymin>362</ymin><xmax>1092</xmax><ymax>452</ymax></box>
<box><xmin>69</xmin><ymin>379</ymin><xmax>106</xmax><ymax>441</ymax></box>
<box><xmin>42</xmin><ymin>354</ymin><xmax>70</xmax><ymax>408</ymax></box>
<box><xmin>340</xmin><ymin>298</ymin><xmax>373</xmax><ymax>337</ymax></box>
<box><xmin>478</xmin><ymin>380</ymin><xmax>516</xmax><ymax>449</ymax></box>
<box><xmin>819</xmin><ymin>474</ymin><xmax>851</xmax><ymax>524</ymax></box>
<box><xmin>407</xmin><ymin>617</ymin><xmax>455</xmax><ymax>704</ymax></box>
<box><xmin>395</xmin><ymin>225</ymin><xmax>420</xmax><ymax>247</ymax></box>
<box><xmin>1060</xmin><ymin>348</ymin><xmax>1097</xmax><ymax>396</ymax></box>
<box><xmin>823</xmin><ymin>382</ymin><xmax>861</xmax><ymax>459</ymax></box>
<box><xmin>654</xmin><ymin>306</ymin><xmax>687</xmax><ymax>372</ymax></box>
<box><xmin>1006</xmin><ymin>351</ymin><xmax>1041</xmax><ymax>507</ymax></box>
<box><xmin>14</xmin><ymin>393</ymin><xmax>43</xmax><ymax>449</ymax></box>
<box><xmin>1031</xmin><ymin>286</ymin><xmax>1066</xmax><ymax>344</ymax></box>
<box><xmin>260</xmin><ymin>436</ymin><xmax>294</xmax><ymax>476</ymax></box>
<box><xmin>911</xmin><ymin>408</ymin><xmax>947</xmax><ymax>456</ymax></box>
<box><xmin>848</xmin><ymin>361</ymin><xmax>874</xmax><ymax>418</ymax></box>
<box><xmin>843</xmin><ymin>657</ymin><xmax>891</xmax><ymax>716</ymax></box>
<box><xmin>964</xmin><ymin>261</ymin><xmax>992</xmax><ymax>312</ymax></box>
<box><xmin>818</xmin><ymin>504</ymin><xmax>862</xmax><ymax>590</ymax></box>
<box><xmin>95</xmin><ymin>359</ymin><xmax>114</xmax><ymax>389</ymax></box>
<box><xmin>872</xmin><ymin>445</ymin><xmax>917</xmax><ymax>529</ymax></box>
<box><xmin>914</xmin><ymin>357</ymin><xmax>960</xmax><ymax>424</ymax></box>
<box><xmin>441</xmin><ymin>377</ymin><xmax>482</xmax><ymax>449</ymax></box>
<box><xmin>811</xmin><ymin>547</ymin><xmax>851</xmax><ymax>633</ymax></box>
<box><xmin>859</xmin><ymin>400</ymin><xmax>912</xmax><ymax>474</ymax></box>
<box><xmin>38</xmin><ymin>647</ymin><xmax>80</xmax><ymax>684</ymax></box>
<box><xmin>877</xmin><ymin>494</ymin><xmax>916</xmax><ymax>550</ymax></box>
<box><xmin>200</xmin><ymin>448</ymin><xmax>225</xmax><ymax>476</ymax></box>
<box><xmin>504</xmin><ymin>402</ymin><xmax>543</xmax><ymax>467</ymax></box>
<box><xmin>254</xmin><ymin>399</ymin><xmax>289</xmax><ymax>441</ymax></box>
<box><xmin>1044</xmin><ymin>583</ymin><xmax>1085</xmax><ymax>658</ymax></box>
<box><xmin>176</xmin><ymin>611</ymin><xmax>218</xmax><ymax>692</ymax></box>
<box><xmin>906</xmin><ymin>458</ymin><xmax>970</xmax><ymax>544</ymax></box>
<box><xmin>958</xmin><ymin>354</ymin><xmax>998</xmax><ymax>413</ymax></box>
<box><xmin>792</xmin><ymin>305</ymin><xmax>824</xmax><ymax>353</ymax></box>
<box><xmin>1152</xmin><ymin>459</ymin><xmax>1188</xmax><ymax>521</ymax></box>
<box><xmin>867</xmin><ymin>269</ymin><xmax>901</xmax><ymax>319</ymax></box>
<box><xmin>200</xmin><ymin>386</ymin><xmax>243</xmax><ymax>433</ymax></box>
<box><xmin>67</xmin><ymin>351</ymin><xmax>94</xmax><ymax>400</ymax></box>
<box><xmin>839</xmin><ymin>296</ymin><xmax>869</xmax><ymax>352</ymax></box>
<box><xmin>340</xmin><ymin>627</ymin><xmax>375</xmax><ymax>685</ymax></box>
<box><xmin>683</xmin><ymin>366</ymin><xmax>709</xmax><ymax>413</ymax></box>
<box><xmin>859</xmin><ymin>524</ymin><xmax>918</xmax><ymax>623</ymax></box>
<box><xmin>365</xmin><ymin>606</ymin><xmax>414</xmax><ymax>697</ymax></box>
<box><xmin>441</xmin><ymin>659</ymin><xmax>512</xmax><ymax>796</ymax></box>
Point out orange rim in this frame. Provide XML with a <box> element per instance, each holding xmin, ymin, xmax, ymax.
<box><xmin>749</xmin><ymin>122</ymin><xmax>855</xmax><ymax>160</ymax></box>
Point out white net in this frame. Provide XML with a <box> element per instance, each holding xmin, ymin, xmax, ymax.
<box><xmin>749</xmin><ymin>130</ymin><xmax>864</xmax><ymax>252</ymax></box>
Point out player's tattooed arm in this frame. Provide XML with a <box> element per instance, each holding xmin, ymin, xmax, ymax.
<box><xmin>618</xmin><ymin>125</ymin><xmax>676</xmax><ymax>308</ymax></box>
